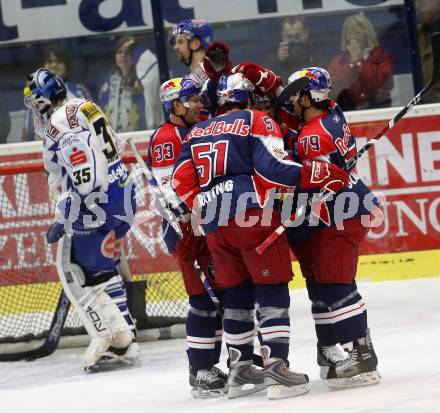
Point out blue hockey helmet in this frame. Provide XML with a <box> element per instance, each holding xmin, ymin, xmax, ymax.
<box><xmin>24</xmin><ymin>68</ymin><xmax>67</xmax><ymax>117</ymax></box>
<box><xmin>160</xmin><ymin>77</ymin><xmax>199</xmax><ymax>112</ymax></box>
<box><xmin>217</xmin><ymin>73</ymin><xmax>254</xmax><ymax>106</ymax></box>
<box><xmin>169</xmin><ymin>19</ymin><xmax>213</xmax><ymax>49</ymax></box>
<box><xmin>287</xmin><ymin>67</ymin><xmax>331</xmax><ymax>102</ymax></box>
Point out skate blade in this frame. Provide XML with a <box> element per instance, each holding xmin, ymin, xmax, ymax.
<box><xmin>319</xmin><ymin>366</ymin><xmax>329</xmax><ymax>380</ymax></box>
<box><xmin>191</xmin><ymin>387</ymin><xmax>226</xmax><ymax>399</ymax></box>
<box><xmin>327</xmin><ymin>370</ymin><xmax>381</xmax><ymax>389</ymax></box>
<box><xmin>84</xmin><ymin>355</ymin><xmax>138</xmax><ymax>373</ymax></box>
<box><xmin>227</xmin><ymin>382</ymin><xmax>267</xmax><ymax>399</ymax></box>
<box><xmin>267</xmin><ymin>383</ymin><xmax>310</xmax><ymax>400</ymax></box>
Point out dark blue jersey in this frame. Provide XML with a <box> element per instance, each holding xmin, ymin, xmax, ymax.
<box><xmin>173</xmin><ymin>108</ymin><xmax>305</xmax><ymax>234</ymax></box>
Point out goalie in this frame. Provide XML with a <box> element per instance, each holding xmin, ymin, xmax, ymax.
<box><xmin>23</xmin><ymin>68</ymin><xmax>138</xmax><ymax>371</ymax></box>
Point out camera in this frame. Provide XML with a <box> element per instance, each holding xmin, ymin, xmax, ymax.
<box><xmin>288</xmin><ymin>39</ymin><xmax>310</xmax><ymax>65</ymax></box>
<box><xmin>288</xmin><ymin>38</ymin><xmax>305</xmax><ymax>59</ymax></box>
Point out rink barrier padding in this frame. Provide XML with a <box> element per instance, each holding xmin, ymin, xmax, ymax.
<box><xmin>288</xmin><ymin>248</ymin><xmax>440</xmax><ymax>289</ymax></box>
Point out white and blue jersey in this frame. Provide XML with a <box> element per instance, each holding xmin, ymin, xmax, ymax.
<box><xmin>43</xmin><ymin>97</ymin><xmax>135</xmax><ymax>278</ymax></box>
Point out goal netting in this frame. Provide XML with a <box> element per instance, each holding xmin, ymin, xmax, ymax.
<box><xmin>0</xmin><ymin>138</ymin><xmax>189</xmax><ymax>359</ymax></box>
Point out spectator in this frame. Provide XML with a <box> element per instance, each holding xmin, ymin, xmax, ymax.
<box><xmin>23</xmin><ymin>43</ymin><xmax>91</xmax><ymax>141</ymax></box>
<box><xmin>99</xmin><ymin>35</ymin><xmax>162</xmax><ymax>133</ymax></box>
<box><xmin>269</xmin><ymin>16</ymin><xmax>317</xmax><ymax>81</ymax></box>
<box><xmin>0</xmin><ymin>95</ymin><xmax>11</xmax><ymax>144</ymax></box>
<box><xmin>416</xmin><ymin>0</ymin><xmax>440</xmax><ymax>103</ymax></box>
<box><xmin>327</xmin><ymin>12</ymin><xmax>394</xmax><ymax>110</ymax></box>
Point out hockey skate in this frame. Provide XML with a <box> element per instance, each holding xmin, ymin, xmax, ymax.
<box><xmin>227</xmin><ymin>347</ymin><xmax>266</xmax><ymax>399</ymax></box>
<box><xmin>327</xmin><ymin>330</ymin><xmax>381</xmax><ymax>389</ymax></box>
<box><xmin>317</xmin><ymin>343</ymin><xmax>348</xmax><ymax>379</ymax></box>
<box><xmin>189</xmin><ymin>365</ymin><xmax>228</xmax><ymax>398</ymax></box>
<box><xmin>261</xmin><ymin>346</ymin><xmax>309</xmax><ymax>399</ymax></box>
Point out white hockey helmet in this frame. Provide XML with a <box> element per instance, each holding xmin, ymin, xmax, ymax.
<box><xmin>216</xmin><ymin>73</ymin><xmax>254</xmax><ymax>106</ymax></box>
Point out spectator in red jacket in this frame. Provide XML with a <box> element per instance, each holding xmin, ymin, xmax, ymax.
<box><xmin>327</xmin><ymin>12</ymin><xmax>394</xmax><ymax>110</ymax></box>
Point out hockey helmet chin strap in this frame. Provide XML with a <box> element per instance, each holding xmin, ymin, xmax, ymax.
<box><xmin>171</xmin><ymin>100</ymin><xmax>192</xmax><ymax>128</ymax></box>
<box><xmin>297</xmin><ymin>90</ymin><xmax>314</xmax><ymax>119</ymax></box>
<box><xmin>183</xmin><ymin>37</ymin><xmax>203</xmax><ymax>67</ymax></box>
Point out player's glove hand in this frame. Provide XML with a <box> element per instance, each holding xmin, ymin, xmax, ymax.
<box><xmin>300</xmin><ymin>160</ymin><xmax>349</xmax><ymax>193</ymax></box>
<box><xmin>46</xmin><ymin>221</ymin><xmax>65</xmax><ymax>244</ymax></box>
<box><xmin>175</xmin><ymin>223</ymin><xmax>206</xmax><ymax>262</ymax></box>
<box><xmin>203</xmin><ymin>41</ymin><xmax>233</xmax><ymax>82</ymax></box>
<box><xmin>231</xmin><ymin>62</ymin><xmax>282</xmax><ymax>95</ymax></box>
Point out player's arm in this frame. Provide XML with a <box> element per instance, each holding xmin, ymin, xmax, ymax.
<box><xmin>172</xmin><ymin>139</ymin><xmax>200</xmax><ymax>210</ymax></box>
<box><xmin>42</xmin><ymin>134</ymin><xmax>63</xmax><ymax>201</ymax></box>
<box><xmin>250</xmin><ymin>110</ymin><xmax>349</xmax><ymax>194</ymax></box>
<box><xmin>250</xmin><ymin>110</ymin><xmax>302</xmax><ymax>190</ymax></box>
<box><xmin>148</xmin><ymin>128</ymin><xmax>184</xmax><ymax>209</ymax></box>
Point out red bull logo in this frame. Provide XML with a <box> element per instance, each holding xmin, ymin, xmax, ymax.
<box><xmin>305</xmin><ymin>71</ymin><xmax>319</xmax><ymax>81</ymax></box>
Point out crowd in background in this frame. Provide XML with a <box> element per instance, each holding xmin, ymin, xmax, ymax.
<box><xmin>0</xmin><ymin>0</ymin><xmax>439</xmax><ymax>143</ymax></box>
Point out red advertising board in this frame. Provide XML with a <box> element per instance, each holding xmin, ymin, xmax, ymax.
<box><xmin>351</xmin><ymin>114</ymin><xmax>440</xmax><ymax>254</ymax></box>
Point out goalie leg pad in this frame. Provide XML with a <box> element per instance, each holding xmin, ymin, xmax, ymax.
<box><xmin>56</xmin><ymin>236</ymin><xmax>134</xmax><ymax>367</ymax></box>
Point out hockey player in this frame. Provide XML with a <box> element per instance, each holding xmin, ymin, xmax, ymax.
<box><xmin>169</xmin><ymin>19</ymin><xmax>214</xmax><ymax>79</ymax></box>
<box><xmin>282</xmin><ymin>67</ymin><xmax>381</xmax><ymax>388</ymax></box>
<box><xmin>147</xmin><ymin>76</ymin><xmax>227</xmax><ymax>398</ymax></box>
<box><xmin>172</xmin><ymin>73</ymin><xmax>350</xmax><ymax>399</ymax></box>
<box><xmin>23</xmin><ymin>68</ymin><xmax>138</xmax><ymax>371</ymax></box>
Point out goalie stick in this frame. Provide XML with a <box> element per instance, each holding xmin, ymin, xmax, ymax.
<box><xmin>0</xmin><ymin>290</ymin><xmax>70</xmax><ymax>362</ymax></box>
<box><xmin>255</xmin><ymin>32</ymin><xmax>440</xmax><ymax>255</ymax></box>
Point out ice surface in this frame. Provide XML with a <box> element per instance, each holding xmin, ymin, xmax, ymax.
<box><xmin>1</xmin><ymin>278</ymin><xmax>440</xmax><ymax>413</ymax></box>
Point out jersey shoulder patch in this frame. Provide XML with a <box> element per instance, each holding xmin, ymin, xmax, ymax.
<box><xmin>80</xmin><ymin>101</ymin><xmax>101</xmax><ymax>123</ymax></box>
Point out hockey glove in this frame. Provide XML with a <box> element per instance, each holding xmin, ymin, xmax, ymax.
<box><xmin>46</xmin><ymin>221</ymin><xmax>65</xmax><ymax>244</ymax></box>
<box><xmin>203</xmin><ymin>41</ymin><xmax>233</xmax><ymax>82</ymax></box>
<box><xmin>175</xmin><ymin>223</ymin><xmax>206</xmax><ymax>263</ymax></box>
<box><xmin>300</xmin><ymin>160</ymin><xmax>349</xmax><ymax>193</ymax></box>
<box><xmin>231</xmin><ymin>62</ymin><xmax>282</xmax><ymax>96</ymax></box>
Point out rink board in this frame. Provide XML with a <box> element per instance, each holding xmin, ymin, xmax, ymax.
<box><xmin>1</xmin><ymin>248</ymin><xmax>439</xmax><ymax>316</ymax></box>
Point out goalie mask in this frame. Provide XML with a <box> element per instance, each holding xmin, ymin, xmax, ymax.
<box><xmin>287</xmin><ymin>67</ymin><xmax>331</xmax><ymax>103</ymax></box>
<box><xmin>169</xmin><ymin>19</ymin><xmax>213</xmax><ymax>49</ymax></box>
<box><xmin>24</xmin><ymin>68</ymin><xmax>67</xmax><ymax>121</ymax></box>
<box><xmin>160</xmin><ymin>77</ymin><xmax>199</xmax><ymax>112</ymax></box>
<box><xmin>217</xmin><ymin>73</ymin><xmax>255</xmax><ymax>106</ymax></box>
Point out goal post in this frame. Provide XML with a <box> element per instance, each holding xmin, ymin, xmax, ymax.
<box><xmin>0</xmin><ymin>132</ymin><xmax>189</xmax><ymax>360</ymax></box>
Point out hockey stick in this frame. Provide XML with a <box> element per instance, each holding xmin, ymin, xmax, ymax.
<box><xmin>126</xmin><ymin>137</ymin><xmax>183</xmax><ymax>238</ymax></box>
<box><xmin>0</xmin><ymin>290</ymin><xmax>70</xmax><ymax>362</ymax></box>
<box><xmin>126</xmin><ymin>137</ymin><xmax>222</xmax><ymax>313</ymax></box>
<box><xmin>256</xmin><ymin>32</ymin><xmax>440</xmax><ymax>255</ymax></box>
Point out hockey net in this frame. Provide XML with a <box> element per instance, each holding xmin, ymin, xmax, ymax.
<box><xmin>0</xmin><ymin>136</ymin><xmax>189</xmax><ymax>357</ymax></box>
